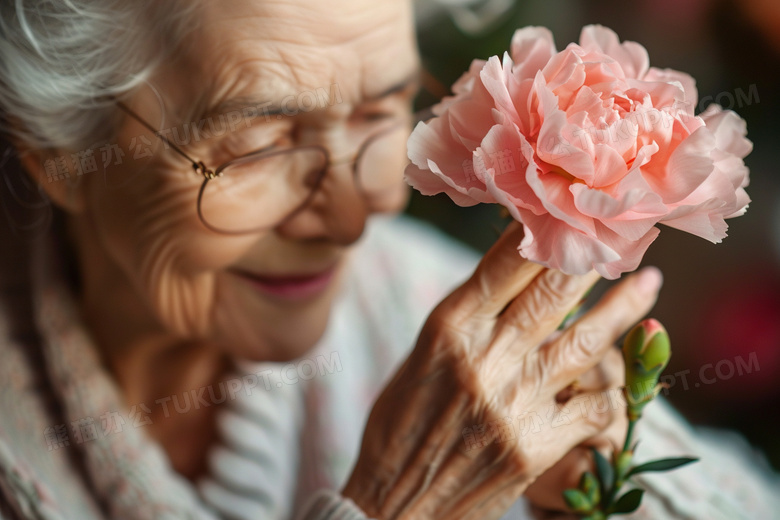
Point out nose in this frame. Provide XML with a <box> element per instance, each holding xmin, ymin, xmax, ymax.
<box><xmin>273</xmin><ymin>136</ymin><xmax>372</xmax><ymax>246</ymax></box>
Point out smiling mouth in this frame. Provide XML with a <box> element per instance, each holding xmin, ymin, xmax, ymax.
<box><xmin>231</xmin><ymin>262</ymin><xmax>340</xmax><ymax>301</ymax></box>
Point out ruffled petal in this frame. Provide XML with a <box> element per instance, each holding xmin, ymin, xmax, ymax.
<box><xmin>510</xmin><ymin>26</ymin><xmax>558</xmax><ymax>81</ymax></box>
<box><xmin>648</xmin><ymin>126</ymin><xmax>715</xmax><ymax>204</ymax></box>
<box><xmin>579</xmin><ymin>24</ymin><xmax>650</xmax><ymax>79</ymax></box>
<box><xmin>405</xmin><ymin>117</ymin><xmax>495</xmax><ymax>205</ymax></box>
<box><xmin>593</xmin><ymin>222</ymin><xmax>660</xmax><ymax>279</ymax></box>
<box><xmin>517</xmin><ymin>210</ymin><xmax>621</xmax><ymax>275</ymax></box>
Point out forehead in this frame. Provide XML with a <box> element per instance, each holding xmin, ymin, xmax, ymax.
<box><xmin>160</xmin><ymin>0</ymin><xmax>418</xmax><ymax>123</ymax></box>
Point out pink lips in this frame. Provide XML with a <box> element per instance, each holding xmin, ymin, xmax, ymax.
<box><xmin>233</xmin><ymin>263</ymin><xmax>339</xmax><ymax>301</ymax></box>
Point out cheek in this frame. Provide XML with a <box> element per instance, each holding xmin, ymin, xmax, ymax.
<box><xmin>372</xmin><ymin>180</ymin><xmax>411</xmax><ymax>215</ymax></box>
<box><xmin>86</xmin><ymin>170</ymin><xmax>259</xmax><ymax>335</ymax></box>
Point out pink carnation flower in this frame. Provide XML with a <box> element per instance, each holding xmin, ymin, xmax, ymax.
<box><xmin>405</xmin><ymin>25</ymin><xmax>751</xmax><ymax>279</ymax></box>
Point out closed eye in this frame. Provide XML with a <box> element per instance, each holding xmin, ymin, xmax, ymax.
<box><xmin>211</xmin><ymin>126</ymin><xmax>294</xmax><ymax>165</ymax></box>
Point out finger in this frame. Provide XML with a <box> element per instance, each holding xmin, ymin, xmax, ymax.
<box><xmin>524</xmin><ymin>411</ymin><xmax>628</xmax><ymax>511</ymax></box>
<box><xmin>524</xmin><ymin>445</ymin><xmax>594</xmax><ymax>510</ymax></box>
<box><xmin>493</xmin><ymin>269</ymin><xmax>601</xmax><ymax>355</ymax></box>
<box><xmin>451</xmin><ymin>220</ymin><xmax>545</xmax><ymax>318</ymax></box>
<box><xmin>545</xmin><ymin>388</ymin><xmax>620</xmax><ymax>452</ymax></box>
<box><xmin>555</xmin><ymin>347</ymin><xmax>624</xmax><ymax>403</ymax></box>
<box><xmin>572</xmin><ymin>347</ymin><xmax>625</xmax><ymax>392</ymax></box>
<box><xmin>542</xmin><ymin>266</ymin><xmax>663</xmax><ymax>393</ymax></box>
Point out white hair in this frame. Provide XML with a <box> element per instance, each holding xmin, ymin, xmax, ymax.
<box><xmin>0</xmin><ymin>0</ymin><xmax>199</xmax><ymax>152</ymax></box>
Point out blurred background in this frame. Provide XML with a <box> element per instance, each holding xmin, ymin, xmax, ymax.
<box><xmin>408</xmin><ymin>0</ymin><xmax>780</xmax><ymax>470</ymax></box>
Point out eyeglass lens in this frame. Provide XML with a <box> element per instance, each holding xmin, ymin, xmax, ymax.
<box><xmin>198</xmin><ymin>122</ymin><xmax>410</xmax><ymax>234</ymax></box>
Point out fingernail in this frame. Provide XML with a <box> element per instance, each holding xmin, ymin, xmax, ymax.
<box><xmin>635</xmin><ymin>266</ymin><xmax>663</xmax><ymax>295</ymax></box>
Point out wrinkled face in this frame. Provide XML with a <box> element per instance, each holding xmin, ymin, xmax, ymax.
<box><xmin>76</xmin><ymin>0</ymin><xmax>419</xmax><ymax>361</ymax></box>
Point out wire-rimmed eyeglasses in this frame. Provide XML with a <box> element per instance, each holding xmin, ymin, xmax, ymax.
<box><xmin>115</xmin><ymin>100</ymin><xmax>422</xmax><ymax>235</ymax></box>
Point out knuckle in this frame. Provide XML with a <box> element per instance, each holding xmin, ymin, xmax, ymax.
<box><xmin>513</xmin><ymin>271</ymin><xmax>588</xmax><ymax>328</ymax></box>
<box><xmin>451</xmin><ymin>355</ymin><xmax>500</xmax><ymax>411</ymax></box>
<box><xmin>582</xmin><ymin>347</ymin><xmax>625</xmax><ymax>389</ymax></box>
<box><xmin>534</xmin><ymin>275</ymin><xmax>565</xmax><ymax>312</ymax></box>
<box><xmin>416</xmin><ymin>320</ymin><xmax>481</xmax><ymax>380</ymax></box>
<box><xmin>556</xmin><ymin>323</ymin><xmax>605</xmax><ymax>369</ymax></box>
<box><xmin>586</xmin><ymin>403</ymin><xmax>615</xmax><ymax>432</ymax></box>
<box><xmin>466</xmin><ymin>265</ymin><xmax>503</xmax><ymax>311</ymax></box>
<box><xmin>574</xmin><ymin>394</ymin><xmax>616</xmax><ymax>434</ymax></box>
<box><xmin>426</xmin><ymin>298</ymin><xmax>481</xmax><ymax>340</ymax></box>
<box><xmin>511</xmin><ymin>297</ymin><xmax>543</xmax><ymax>331</ymax></box>
<box><xmin>503</xmin><ymin>447</ymin><xmax>531</xmax><ymax>477</ymax></box>
<box><xmin>509</xmin><ymin>274</ymin><xmax>567</xmax><ymax>329</ymax></box>
<box><xmin>538</xmin><ymin>270</ymin><xmax>582</xmax><ymax>303</ymax></box>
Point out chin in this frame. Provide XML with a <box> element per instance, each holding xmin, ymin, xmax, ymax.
<box><xmin>211</xmin><ymin>264</ymin><xmax>345</xmax><ymax>363</ymax></box>
<box><xmin>226</xmin><ymin>304</ymin><xmax>334</xmax><ymax>363</ymax></box>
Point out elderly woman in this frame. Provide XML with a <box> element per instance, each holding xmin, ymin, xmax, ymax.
<box><xmin>0</xmin><ymin>1</ymin><xmax>777</xmax><ymax>519</ymax></box>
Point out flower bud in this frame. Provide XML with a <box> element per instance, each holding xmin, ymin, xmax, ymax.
<box><xmin>563</xmin><ymin>488</ymin><xmax>592</xmax><ymax>513</ymax></box>
<box><xmin>615</xmin><ymin>450</ymin><xmax>634</xmax><ymax>482</ymax></box>
<box><xmin>580</xmin><ymin>471</ymin><xmax>601</xmax><ymax>507</ymax></box>
<box><xmin>622</xmin><ymin>319</ymin><xmax>671</xmax><ymax>420</ymax></box>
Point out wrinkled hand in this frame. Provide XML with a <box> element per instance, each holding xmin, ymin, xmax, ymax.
<box><xmin>523</xmin><ymin>346</ymin><xmax>629</xmax><ymax>512</ymax></box>
<box><xmin>342</xmin><ymin>221</ymin><xmax>662</xmax><ymax>520</ymax></box>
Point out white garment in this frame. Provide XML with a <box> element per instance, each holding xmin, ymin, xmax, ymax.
<box><xmin>198</xmin><ymin>364</ymin><xmax>305</xmax><ymax>520</ymax></box>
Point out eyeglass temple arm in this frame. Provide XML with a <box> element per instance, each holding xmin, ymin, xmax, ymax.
<box><xmin>113</xmin><ymin>99</ymin><xmax>218</xmax><ymax>180</ymax></box>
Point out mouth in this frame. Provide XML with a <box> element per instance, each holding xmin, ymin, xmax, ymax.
<box><xmin>230</xmin><ymin>262</ymin><xmax>340</xmax><ymax>302</ymax></box>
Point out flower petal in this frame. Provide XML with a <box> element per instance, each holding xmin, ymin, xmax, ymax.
<box><xmin>405</xmin><ymin>118</ymin><xmax>494</xmax><ymax>205</ymax></box>
<box><xmin>593</xmin><ymin>222</ymin><xmax>660</xmax><ymax>279</ymax></box>
<box><xmin>700</xmin><ymin>104</ymin><xmax>753</xmax><ymax>159</ymax></box>
<box><xmin>643</xmin><ymin>67</ymin><xmax>698</xmax><ymax>112</ymax></box>
<box><xmin>579</xmin><ymin>25</ymin><xmax>650</xmax><ymax>79</ymax></box>
<box><xmin>647</xmin><ymin>126</ymin><xmax>715</xmax><ymax>204</ymax></box>
<box><xmin>517</xmin><ymin>210</ymin><xmax>621</xmax><ymax>275</ymax></box>
<box><xmin>661</xmin><ymin>201</ymin><xmax>729</xmax><ymax>243</ymax></box>
<box><xmin>571</xmin><ymin>183</ymin><xmax>662</xmax><ymax>241</ymax></box>
<box><xmin>478</xmin><ymin>121</ymin><xmax>545</xmax><ymax>213</ymax></box>
<box><xmin>510</xmin><ymin>26</ymin><xmax>558</xmax><ymax>81</ymax></box>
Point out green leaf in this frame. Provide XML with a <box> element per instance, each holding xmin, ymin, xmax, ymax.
<box><xmin>591</xmin><ymin>447</ymin><xmax>614</xmax><ymax>502</ymax></box>
<box><xmin>580</xmin><ymin>471</ymin><xmax>601</xmax><ymax>506</ymax></box>
<box><xmin>626</xmin><ymin>457</ymin><xmax>699</xmax><ymax>478</ymax></box>
<box><xmin>563</xmin><ymin>488</ymin><xmax>592</xmax><ymax>513</ymax></box>
<box><xmin>611</xmin><ymin>488</ymin><xmax>644</xmax><ymax>515</ymax></box>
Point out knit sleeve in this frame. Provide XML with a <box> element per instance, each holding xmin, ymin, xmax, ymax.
<box><xmin>294</xmin><ymin>489</ymin><xmax>373</xmax><ymax>520</ymax></box>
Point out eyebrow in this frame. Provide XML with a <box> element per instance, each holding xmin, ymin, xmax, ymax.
<box><xmin>184</xmin><ymin>68</ymin><xmax>422</xmax><ymax>127</ymax></box>
<box><xmin>366</xmin><ymin>70</ymin><xmax>422</xmax><ymax>102</ymax></box>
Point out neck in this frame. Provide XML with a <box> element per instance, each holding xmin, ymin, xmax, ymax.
<box><xmin>66</xmin><ymin>214</ymin><xmax>232</xmax><ymax>479</ymax></box>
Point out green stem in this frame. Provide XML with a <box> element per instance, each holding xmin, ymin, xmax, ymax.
<box><xmin>604</xmin><ymin>481</ymin><xmax>619</xmax><ymax>509</ymax></box>
<box><xmin>600</xmin><ymin>419</ymin><xmax>638</xmax><ymax>511</ymax></box>
<box><xmin>622</xmin><ymin>419</ymin><xmax>637</xmax><ymax>453</ymax></box>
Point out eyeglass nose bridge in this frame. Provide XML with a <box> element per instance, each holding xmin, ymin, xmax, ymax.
<box><xmin>324</xmin><ymin>152</ymin><xmax>359</xmax><ymax>171</ymax></box>
<box><xmin>308</xmin><ymin>126</ymin><xmax>386</xmax><ymax>192</ymax></box>
<box><xmin>328</xmin><ymin>154</ymin><xmax>356</xmax><ymax>168</ymax></box>
<box><xmin>316</xmin><ymin>120</ymin><xmax>404</xmax><ymax>176</ymax></box>
<box><xmin>320</xmin><ymin>124</ymin><xmax>384</xmax><ymax>170</ymax></box>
